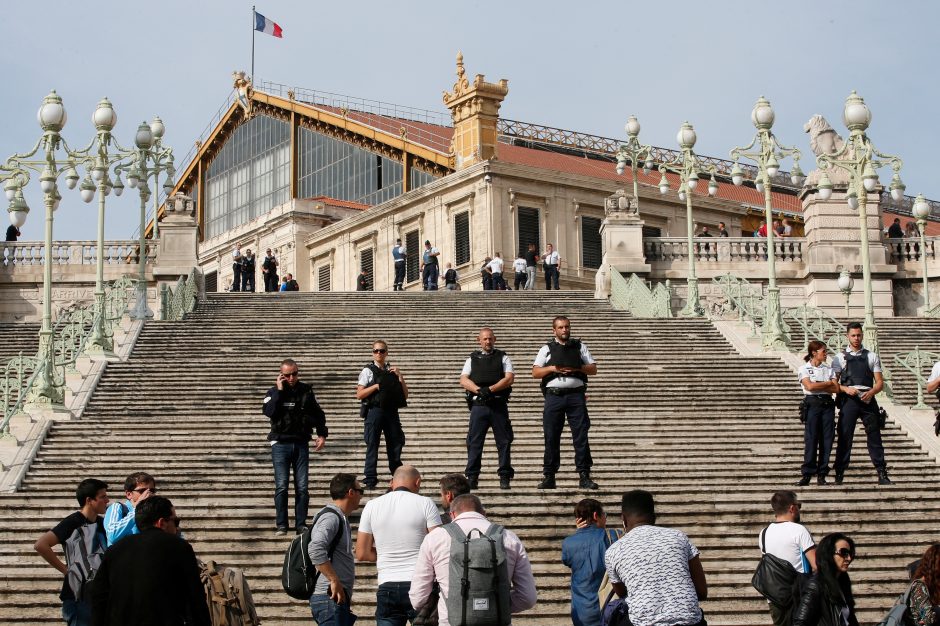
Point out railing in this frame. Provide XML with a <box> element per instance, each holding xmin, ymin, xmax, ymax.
<box><xmin>161</xmin><ymin>268</ymin><xmax>200</xmax><ymax>321</ymax></box>
<box><xmin>644</xmin><ymin>237</ymin><xmax>805</xmax><ymax>264</ymax></box>
<box><xmin>609</xmin><ymin>269</ymin><xmax>672</xmax><ymax>318</ymax></box>
<box><xmin>885</xmin><ymin>237</ymin><xmax>938</xmax><ymax>264</ymax></box>
<box><xmin>782</xmin><ymin>305</ymin><xmax>845</xmax><ymax>354</ymax></box>
<box><xmin>1</xmin><ymin>241</ymin><xmax>156</xmax><ymax>267</ymax></box>
<box><xmin>1</xmin><ymin>276</ymin><xmax>139</xmax><ymax>436</ymax></box>
<box><xmin>893</xmin><ymin>347</ymin><xmax>940</xmax><ymax>410</ymax></box>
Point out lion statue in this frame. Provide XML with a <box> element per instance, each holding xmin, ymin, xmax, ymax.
<box><xmin>802</xmin><ymin>115</ymin><xmax>850</xmax><ymax>185</ymax></box>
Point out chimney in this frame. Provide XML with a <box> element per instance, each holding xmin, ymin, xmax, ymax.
<box><xmin>442</xmin><ymin>52</ymin><xmax>509</xmax><ymax>170</ymax></box>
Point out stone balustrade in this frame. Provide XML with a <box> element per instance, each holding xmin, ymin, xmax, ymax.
<box><xmin>886</xmin><ymin>236</ymin><xmax>938</xmax><ymax>265</ymax></box>
<box><xmin>643</xmin><ymin>236</ymin><xmax>805</xmax><ymax>264</ymax></box>
<box><xmin>1</xmin><ymin>241</ymin><xmax>155</xmax><ymax>267</ymax></box>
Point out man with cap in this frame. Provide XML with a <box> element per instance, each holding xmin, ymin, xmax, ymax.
<box><xmin>392</xmin><ymin>238</ymin><xmax>407</xmax><ymax>291</ymax></box>
<box><xmin>420</xmin><ymin>240</ymin><xmax>440</xmax><ymax>291</ymax></box>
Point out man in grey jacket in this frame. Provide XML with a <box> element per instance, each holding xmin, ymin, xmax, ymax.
<box><xmin>308</xmin><ymin>473</ymin><xmax>364</xmax><ymax>625</ymax></box>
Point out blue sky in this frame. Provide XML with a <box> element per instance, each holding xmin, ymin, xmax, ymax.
<box><xmin>2</xmin><ymin>1</ymin><xmax>936</xmax><ymax>240</ymax></box>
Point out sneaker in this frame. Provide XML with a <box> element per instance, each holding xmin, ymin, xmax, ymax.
<box><xmin>579</xmin><ymin>473</ymin><xmax>599</xmax><ymax>490</ymax></box>
<box><xmin>817</xmin><ymin>476</ymin><xmax>829</xmax><ymax>486</ymax></box>
<box><xmin>795</xmin><ymin>476</ymin><xmax>812</xmax><ymax>487</ymax></box>
<box><xmin>499</xmin><ymin>477</ymin><xmax>511</xmax><ymax>490</ymax></box>
<box><xmin>537</xmin><ymin>475</ymin><xmax>556</xmax><ymax>489</ymax></box>
<box><xmin>467</xmin><ymin>476</ymin><xmax>479</xmax><ymax>490</ymax></box>
<box><xmin>275</xmin><ymin>527</ymin><xmax>288</xmax><ymax>537</ymax></box>
<box><xmin>835</xmin><ymin>472</ymin><xmax>844</xmax><ymax>485</ymax></box>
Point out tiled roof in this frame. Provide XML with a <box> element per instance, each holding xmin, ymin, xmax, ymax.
<box><xmin>306</xmin><ymin>196</ymin><xmax>371</xmax><ymax>211</ymax></box>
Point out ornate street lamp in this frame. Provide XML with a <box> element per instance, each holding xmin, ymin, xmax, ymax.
<box><xmin>1</xmin><ymin>91</ymin><xmax>85</xmax><ymax>408</ymax></box>
<box><xmin>119</xmin><ymin>118</ymin><xmax>174</xmax><ymax>319</ymax></box>
<box><xmin>815</xmin><ymin>91</ymin><xmax>905</xmax><ymax>353</ymax></box>
<box><xmin>657</xmin><ymin>122</ymin><xmax>718</xmax><ymax>317</ymax></box>
<box><xmin>838</xmin><ymin>269</ymin><xmax>855</xmax><ymax>318</ymax></box>
<box><xmin>614</xmin><ymin>115</ymin><xmax>654</xmax><ymax>213</ymax></box>
<box><xmin>912</xmin><ymin>194</ymin><xmax>931</xmax><ymax>316</ymax></box>
<box><xmin>730</xmin><ymin>96</ymin><xmax>806</xmax><ymax>350</ymax></box>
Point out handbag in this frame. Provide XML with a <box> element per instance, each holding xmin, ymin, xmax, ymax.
<box><xmin>752</xmin><ymin>527</ymin><xmax>800</xmax><ymax>608</ymax></box>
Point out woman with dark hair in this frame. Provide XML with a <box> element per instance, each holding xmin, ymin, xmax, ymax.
<box><xmin>910</xmin><ymin>544</ymin><xmax>940</xmax><ymax>625</ymax></box>
<box><xmin>793</xmin><ymin>533</ymin><xmax>858</xmax><ymax>626</ymax></box>
<box><xmin>796</xmin><ymin>341</ymin><xmax>840</xmax><ymax>486</ymax></box>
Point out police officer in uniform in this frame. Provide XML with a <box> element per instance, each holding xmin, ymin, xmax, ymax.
<box><xmin>357</xmin><ymin>340</ymin><xmax>409</xmax><ymax>489</ymax></box>
<box><xmin>532</xmin><ymin>316</ymin><xmax>598</xmax><ymax>489</ymax></box>
<box><xmin>797</xmin><ymin>340</ymin><xmax>839</xmax><ymax>486</ymax></box>
<box><xmin>831</xmin><ymin>322</ymin><xmax>891</xmax><ymax>485</ymax></box>
<box><xmin>459</xmin><ymin>327</ymin><xmax>515</xmax><ymax>490</ymax></box>
<box><xmin>392</xmin><ymin>238</ymin><xmax>406</xmax><ymax>291</ymax></box>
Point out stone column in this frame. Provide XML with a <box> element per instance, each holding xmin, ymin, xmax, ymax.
<box><xmin>152</xmin><ymin>193</ymin><xmax>202</xmax><ymax>300</ymax></box>
<box><xmin>600</xmin><ymin>191</ymin><xmax>650</xmax><ymax>279</ymax></box>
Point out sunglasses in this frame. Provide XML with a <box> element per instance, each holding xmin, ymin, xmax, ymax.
<box><xmin>836</xmin><ymin>548</ymin><xmax>855</xmax><ymax>559</ymax></box>
<box><xmin>283</xmin><ymin>371</ymin><xmax>299</xmax><ymax>378</ymax></box>
<box><xmin>372</xmin><ymin>349</ymin><xmax>387</xmax><ymax>354</ymax></box>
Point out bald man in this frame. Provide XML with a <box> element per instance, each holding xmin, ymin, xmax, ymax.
<box><xmin>355</xmin><ymin>466</ymin><xmax>442</xmax><ymax>626</ymax></box>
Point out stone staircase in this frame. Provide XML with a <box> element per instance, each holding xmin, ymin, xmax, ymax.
<box><xmin>0</xmin><ymin>322</ymin><xmax>39</xmax><ymax>365</ymax></box>
<box><xmin>1</xmin><ymin>292</ymin><xmax>937</xmax><ymax>625</ymax></box>
<box><xmin>871</xmin><ymin>318</ymin><xmax>940</xmax><ymax>408</ymax></box>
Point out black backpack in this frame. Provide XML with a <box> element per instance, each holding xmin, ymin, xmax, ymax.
<box><xmin>281</xmin><ymin>507</ymin><xmax>343</xmax><ymax>600</ymax></box>
<box><xmin>752</xmin><ymin>526</ymin><xmax>811</xmax><ymax>608</ymax></box>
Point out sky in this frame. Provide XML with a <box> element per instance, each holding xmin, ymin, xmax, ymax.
<box><xmin>2</xmin><ymin>1</ymin><xmax>937</xmax><ymax>241</ymax></box>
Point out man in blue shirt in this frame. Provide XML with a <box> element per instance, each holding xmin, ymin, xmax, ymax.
<box><xmin>392</xmin><ymin>238</ymin><xmax>406</xmax><ymax>291</ymax></box>
<box><xmin>562</xmin><ymin>498</ymin><xmax>615</xmax><ymax>626</ymax></box>
<box><xmin>103</xmin><ymin>472</ymin><xmax>157</xmax><ymax>546</ymax></box>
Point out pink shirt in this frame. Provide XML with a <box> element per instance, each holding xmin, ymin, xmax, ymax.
<box><xmin>408</xmin><ymin>512</ymin><xmax>537</xmax><ymax>626</ymax></box>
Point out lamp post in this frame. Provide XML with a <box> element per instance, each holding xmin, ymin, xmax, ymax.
<box><xmin>815</xmin><ymin>91</ymin><xmax>905</xmax><ymax>354</ymax></box>
<box><xmin>1</xmin><ymin>91</ymin><xmax>85</xmax><ymax>408</ymax></box>
<box><xmin>913</xmin><ymin>194</ymin><xmax>931</xmax><ymax>315</ymax></box>
<box><xmin>121</xmin><ymin>118</ymin><xmax>174</xmax><ymax>319</ymax></box>
<box><xmin>838</xmin><ymin>269</ymin><xmax>854</xmax><ymax>318</ymax></box>
<box><xmin>657</xmin><ymin>122</ymin><xmax>719</xmax><ymax>317</ymax></box>
<box><xmin>614</xmin><ymin>115</ymin><xmax>654</xmax><ymax>213</ymax></box>
<box><xmin>730</xmin><ymin>96</ymin><xmax>806</xmax><ymax>350</ymax></box>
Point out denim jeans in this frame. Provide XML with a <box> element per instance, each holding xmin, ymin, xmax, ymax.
<box><xmin>62</xmin><ymin>598</ymin><xmax>92</xmax><ymax>626</ymax></box>
<box><xmin>271</xmin><ymin>441</ymin><xmax>310</xmax><ymax>529</ymax></box>
<box><xmin>310</xmin><ymin>594</ymin><xmax>356</xmax><ymax>626</ymax></box>
<box><xmin>376</xmin><ymin>581</ymin><xmax>416</xmax><ymax>626</ymax></box>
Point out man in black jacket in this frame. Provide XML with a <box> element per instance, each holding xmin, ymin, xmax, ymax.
<box><xmin>91</xmin><ymin>496</ymin><xmax>209</xmax><ymax>626</ymax></box>
<box><xmin>262</xmin><ymin>358</ymin><xmax>328</xmax><ymax>535</ymax></box>
<box><xmin>262</xmin><ymin>248</ymin><xmax>279</xmax><ymax>292</ymax></box>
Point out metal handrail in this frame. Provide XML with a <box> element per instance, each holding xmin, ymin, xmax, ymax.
<box><xmin>782</xmin><ymin>305</ymin><xmax>845</xmax><ymax>354</ymax></box>
<box><xmin>161</xmin><ymin>268</ymin><xmax>200</xmax><ymax>321</ymax></box>
<box><xmin>711</xmin><ymin>273</ymin><xmax>766</xmax><ymax>337</ymax></box>
<box><xmin>893</xmin><ymin>347</ymin><xmax>940</xmax><ymax>410</ymax></box>
<box><xmin>609</xmin><ymin>268</ymin><xmax>672</xmax><ymax>318</ymax></box>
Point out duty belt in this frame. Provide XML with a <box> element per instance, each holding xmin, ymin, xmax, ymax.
<box><xmin>545</xmin><ymin>386</ymin><xmax>585</xmax><ymax>396</ymax></box>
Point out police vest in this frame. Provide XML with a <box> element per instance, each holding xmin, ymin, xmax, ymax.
<box><xmin>469</xmin><ymin>349</ymin><xmax>508</xmax><ymax>388</ymax></box>
<box><xmin>839</xmin><ymin>350</ymin><xmax>874</xmax><ymax>388</ymax></box>
<box><xmin>540</xmin><ymin>339</ymin><xmax>588</xmax><ymax>390</ymax></box>
<box><xmin>423</xmin><ymin>249</ymin><xmax>438</xmax><ymax>265</ymax></box>
<box><xmin>392</xmin><ymin>246</ymin><xmax>405</xmax><ymax>262</ymax></box>
<box><xmin>365</xmin><ymin>363</ymin><xmax>407</xmax><ymax>410</ymax></box>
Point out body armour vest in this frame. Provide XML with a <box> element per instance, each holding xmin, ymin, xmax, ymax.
<box><xmin>541</xmin><ymin>339</ymin><xmax>588</xmax><ymax>389</ymax></box>
<box><xmin>839</xmin><ymin>350</ymin><xmax>875</xmax><ymax>388</ymax></box>
<box><xmin>469</xmin><ymin>349</ymin><xmax>508</xmax><ymax>388</ymax></box>
<box><xmin>366</xmin><ymin>363</ymin><xmax>408</xmax><ymax>410</ymax></box>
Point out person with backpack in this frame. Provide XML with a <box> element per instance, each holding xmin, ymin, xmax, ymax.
<box><xmin>90</xmin><ymin>496</ymin><xmax>209</xmax><ymax>626</ymax></box>
<box><xmin>357</xmin><ymin>340</ymin><xmax>408</xmax><ymax>490</ymax></box>
<box><xmin>308</xmin><ymin>473</ymin><xmax>364</xmax><ymax>626</ymax></box>
<box><xmin>263</xmin><ymin>358</ymin><xmax>329</xmax><ymax>536</ymax></box>
<box><xmin>33</xmin><ymin>478</ymin><xmax>109</xmax><ymax>626</ymax></box>
<box><xmin>791</xmin><ymin>533</ymin><xmax>858</xmax><ymax>626</ymax></box>
<box><xmin>103</xmin><ymin>471</ymin><xmax>157</xmax><ymax>546</ymax></box>
<box><xmin>409</xmin><ymin>494</ymin><xmax>537</xmax><ymax>626</ymax></box>
<box><xmin>561</xmin><ymin>498</ymin><xmax>614</xmax><ymax>626</ymax></box>
<box><xmin>443</xmin><ymin>263</ymin><xmax>459</xmax><ymax>290</ymax></box>
<box><xmin>756</xmin><ymin>491</ymin><xmax>816</xmax><ymax>626</ymax></box>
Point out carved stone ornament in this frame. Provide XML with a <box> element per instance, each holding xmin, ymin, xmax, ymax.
<box><xmin>167</xmin><ymin>193</ymin><xmax>195</xmax><ymax>216</ymax></box>
<box><xmin>233</xmin><ymin>71</ymin><xmax>254</xmax><ymax>117</ymax></box>
<box><xmin>442</xmin><ymin>51</ymin><xmax>509</xmax><ymax>106</ymax></box>
<box><xmin>803</xmin><ymin>115</ymin><xmax>850</xmax><ymax>185</ymax></box>
<box><xmin>605</xmin><ymin>189</ymin><xmax>637</xmax><ymax>216</ymax></box>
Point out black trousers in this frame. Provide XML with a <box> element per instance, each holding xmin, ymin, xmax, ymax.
<box><xmin>363</xmin><ymin>407</ymin><xmax>405</xmax><ymax>483</ymax></box>
<box><xmin>834</xmin><ymin>394</ymin><xmax>886</xmax><ymax>472</ymax></box>
<box><xmin>542</xmin><ymin>391</ymin><xmax>592</xmax><ymax>475</ymax></box>
<box><xmin>544</xmin><ymin>265</ymin><xmax>560</xmax><ymax>290</ymax></box>
<box><xmin>513</xmin><ymin>271</ymin><xmax>527</xmax><ymax>290</ymax></box>
<box><xmin>465</xmin><ymin>403</ymin><xmax>514</xmax><ymax>480</ymax></box>
<box><xmin>801</xmin><ymin>399</ymin><xmax>835</xmax><ymax>477</ymax></box>
<box><xmin>393</xmin><ymin>262</ymin><xmax>405</xmax><ymax>290</ymax></box>
<box><xmin>232</xmin><ymin>264</ymin><xmax>241</xmax><ymax>291</ymax></box>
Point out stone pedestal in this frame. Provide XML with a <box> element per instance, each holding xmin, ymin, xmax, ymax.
<box><xmin>600</xmin><ymin>210</ymin><xmax>650</xmax><ymax>275</ymax></box>
<box><xmin>801</xmin><ymin>187</ymin><xmax>896</xmax><ymax>317</ymax></box>
<box><xmin>153</xmin><ymin>193</ymin><xmax>200</xmax><ymax>283</ymax></box>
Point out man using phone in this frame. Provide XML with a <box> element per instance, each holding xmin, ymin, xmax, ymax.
<box><xmin>103</xmin><ymin>472</ymin><xmax>157</xmax><ymax>546</ymax></box>
<box><xmin>263</xmin><ymin>358</ymin><xmax>329</xmax><ymax>535</ymax></box>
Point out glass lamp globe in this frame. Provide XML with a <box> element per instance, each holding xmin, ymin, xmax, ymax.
<box><xmin>676</xmin><ymin>122</ymin><xmax>696</xmax><ymax>149</ymax></box>
<box><xmin>751</xmin><ymin>96</ymin><xmax>775</xmax><ymax>130</ymax></box>
<box><xmin>842</xmin><ymin>91</ymin><xmax>871</xmax><ymax>132</ymax></box>
<box><xmin>625</xmin><ymin>115</ymin><xmax>641</xmax><ymax>138</ymax></box>
<box><xmin>817</xmin><ymin>173</ymin><xmax>833</xmax><ymax>201</ymax></box>
<box><xmin>93</xmin><ymin>97</ymin><xmax>117</xmax><ymax>132</ymax></box>
<box><xmin>37</xmin><ymin>90</ymin><xmax>67</xmax><ymax>132</ymax></box>
<box><xmin>150</xmin><ymin>116</ymin><xmax>165</xmax><ymax>139</ymax></box>
<box><xmin>135</xmin><ymin>122</ymin><xmax>154</xmax><ymax>149</ymax></box>
<box><xmin>837</xmin><ymin>270</ymin><xmax>854</xmax><ymax>293</ymax></box>
<box><xmin>912</xmin><ymin>194</ymin><xmax>930</xmax><ymax>221</ymax></box>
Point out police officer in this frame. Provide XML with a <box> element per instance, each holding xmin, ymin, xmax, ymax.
<box><xmin>356</xmin><ymin>340</ymin><xmax>409</xmax><ymax>489</ymax></box>
<box><xmin>392</xmin><ymin>238</ymin><xmax>406</xmax><ymax>291</ymax></box>
<box><xmin>532</xmin><ymin>316</ymin><xmax>598</xmax><ymax>489</ymax></box>
<box><xmin>831</xmin><ymin>322</ymin><xmax>891</xmax><ymax>485</ymax></box>
<box><xmin>797</xmin><ymin>340</ymin><xmax>839</xmax><ymax>486</ymax></box>
<box><xmin>420</xmin><ymin>240</ymin><xmax>440</xmax><ymax>290</ymax></box>
<box><xmin>459</xmin><ymin>327</ymin><xmax>515</xmax><ymax>490</ymax></box>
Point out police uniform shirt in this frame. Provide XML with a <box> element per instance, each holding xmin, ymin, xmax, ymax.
<box><xmin>232</xmin><ymin>247</ymin><xmax>242</xmax><ymax>260</ymax></box>
<box><xmin>928</xmin><ymin>362</ymin><xmax>940</xmax><ymax>384</ymax></box>
<box><xmin>543</xmin><ymin>250</ymin><xmax>560</xmax><ymax>266</ymax></box>
<box><xmin>512</xmin><ymin>258</ymin><xmax>527</xmax><ymax>273</ymax></box>
<box><xmin>488</xmin><ymin>257</ymin><xmax>504</xmax><ymax>274</ymax></box>
<box><xmin>533</xmin><ymin>341</ymin><xmax>595</xmax><ymax>389</ymax></box>
<box><xmin>461</xmin><ymin>352</ymin><xmax>514</xmax><ymax>377</ymax></box>
<box><xmin>797</xmin><ymin>361</ymin><xmax>836</xmax><ymax>396</ymax></box>
<box><xmin>358</xmin><ymin>362</ymin><xmax>390</xmax><ymax>387</ymax></box>
<box><xmin>830</xmin><ymin>347</ymin><xmax>882</xmax><ymax>390</ymax></box>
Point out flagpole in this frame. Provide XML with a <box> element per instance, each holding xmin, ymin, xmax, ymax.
<box><xmin>251</xmin><ymin>5</ymin><xmax>256</xmax><ymax>80</ymax></box>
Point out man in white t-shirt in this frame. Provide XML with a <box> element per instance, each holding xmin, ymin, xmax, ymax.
<box><xmin>512</xmin><ymin>255</ymin><xmax>527</xmax><ymax>290</ymax></box>
<box><xmin>488</xmin><ymin>253</ymin><xmax>506</xmax><ymax>290</ymax></box>
<box><xmin>758</xmin><ymin>490</ymin><xmax>816</xmax><ymax>626</ymax></box>
<box><xmin>355</xmin><ymin>465</ymin><xmax>442</xmax><ymax>625</ymax></box>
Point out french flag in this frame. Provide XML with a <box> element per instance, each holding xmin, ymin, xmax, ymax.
<box><xmin>254</xmin><ymin>11</ymin><xmax>283</xmax><ymax>38</ymax></box>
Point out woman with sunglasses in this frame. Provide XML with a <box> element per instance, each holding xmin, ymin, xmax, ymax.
<box><xmin>797</xmin><ymin>341</ymin><xmax>840</xmax><ymax>486</ymax></box>
<box><xmin>792</xmin><ymin>533</ymin><xmax>858</xmax><ymax>626</ymax></box>
<box><xmin>909</xmin><ymin>544</ymin><xmax>940</xmax><ymax>625</ymax></box>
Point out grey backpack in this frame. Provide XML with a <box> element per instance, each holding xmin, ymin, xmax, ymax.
<box><xmin>64</xmin><ymin>522</ymin><xmax>105</xmax><ymax>601</ymax></box>
<box><xmin>443</xmin><ymin>522</ymin><xmax>511</xmax><ymax>626</ymax></box>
